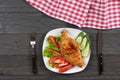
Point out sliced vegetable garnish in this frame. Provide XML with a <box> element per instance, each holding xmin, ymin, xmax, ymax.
<box><xmin>43</xmin><ymin>47</ymin><xmax>56</xmax><ymax>58</ymax></box>
<box><xmin>80</xmin><ymin>35</ymin><xmax>88</xmax><ymax>50</ymax></box>
<box><xmin>53</xmin><ymin>60</ymin><xmax>69</xmax><ymax>68</ymax></box>
<box><xmin>82</xmin><ymin>42</ymin><xmax>90</xmax><ymax>57</ymax></box>
<box><xmin>43</xmin><ymin>36</ymin><xmax>61</xmax><ymax>58</ymax></box>
<box><xmin>58</xmin><ymin>64</ymin><xmax>73</xmax><ymax>73</ymax></box>
<box><xmin>76</xmin><ymin>32</ymin><xmax>84</xmax><ymax>44</ymax></box>
<box><xmin>48</xmin><ymin>36</ymin><xmax>59</xmax><ymax>48</ymax></box>
<box><xmin>48</xmin><ymin>48</ymin><xmax>61</xmax><ymax>55</ymax></box>
<box><xmin>49</xmin><ymin>55</ymin><xmax>63</xmax><ymax>63</ymax></box>
<box><xmin>57</xmin><ymin>61</ymin><xmax>69</xmax><ymax>67</ymax></box>
<box><xmin>76</xmin><ymin>32</ymin><xmax>91</xmax><ymax>57</ymax></box>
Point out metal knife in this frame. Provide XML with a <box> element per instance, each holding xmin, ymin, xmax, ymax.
<box><xmin>30</xmin><ymin>32</ymin><xmax>37</xmax><ymax>74</ymax></box>
<box><xmin>96</xmin><ymin>30</ymin><xmax>103</xmax><ymax>75</ymax></box>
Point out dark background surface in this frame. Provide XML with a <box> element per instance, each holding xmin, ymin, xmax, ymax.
<box><xmin>0</xmin><ymin>0</ymin><xmax>120</xmax><ymax>80</ymax></box>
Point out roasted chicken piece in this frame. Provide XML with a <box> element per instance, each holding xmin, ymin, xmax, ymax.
<box><xmin>59</xmin><ymin>29</ymin><xmax>84</xmax><ymax>67</ymax></box>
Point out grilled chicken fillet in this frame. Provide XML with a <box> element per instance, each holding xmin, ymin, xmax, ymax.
<box><xmin>59</xmin><ymin>29</ymin><xmax>84</xmax><ymax>67</ymax></box>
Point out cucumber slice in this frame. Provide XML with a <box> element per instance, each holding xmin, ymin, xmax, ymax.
<box><xmin>76</xmin><ymin>32</ymin><xmax>84</xmax><ymax>44</ymax></box>
<box><xmin>82</xmin><ymin>42</ymin><xmax>90</xmax><ymax>57</ymax></box>
<box><xmin>80</xmin><ymin>34</ymin><xmax>88</xmax><ymax>50</ymax></box>
<box><xmin>76</xmin><ymin>32</ymin><xmax>84</xmax><ymax>40</ymax></box>
<box><xmin>75</xmin><ymin>32</ymin><xmax>91</xmax><ymax>57</ymax></box>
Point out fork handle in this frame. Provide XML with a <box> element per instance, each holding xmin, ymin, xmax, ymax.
<box><xmin>31</xmin><ymin>47</ymin><xmax>37</xmax><ymax>74</ymax></box>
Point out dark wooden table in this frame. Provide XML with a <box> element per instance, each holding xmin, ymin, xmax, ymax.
<box><xmin>0</xmin><ymin>0</ymin><xmax>120</xmax><ymax>80</ymax></box>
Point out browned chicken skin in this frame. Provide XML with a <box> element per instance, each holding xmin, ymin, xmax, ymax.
<box><xmin>59</xmin><ymin>29</ymin><xmax>84</xmax><ymax>67</ymax></box>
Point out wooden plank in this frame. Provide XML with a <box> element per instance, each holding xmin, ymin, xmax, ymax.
<box><xmin>0</xmin><ymin>76</ymin><xmax>119</xmax><ymax>80</ymax></box>
<box><xmin>0</xmin><ymin>34</ymin><xmax>29</xmax><ymax>55</ymax></box>
<box><xmin>0</xmin><ymin>0</ymin><xmax>37</xmax><ymax>12</ymax></box>
<box><xmin>0</xmin><ymin>12</ymin><xmax>67</xmax><ymax>33</ymax></box>
<box><xmin>103</xmin><ymin>33</ymin><xmax>120</xmax><ymax>54</ymax></box>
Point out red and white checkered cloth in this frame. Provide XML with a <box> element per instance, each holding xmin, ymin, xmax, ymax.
<box><xmin>26</xmin><ymin>0</ymin><xmax>120</xmax><ymax>29</ymax></box>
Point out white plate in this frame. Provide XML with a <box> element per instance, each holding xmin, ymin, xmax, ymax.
<box><xmin>42</xmin><ymin>28</ymin><xmax>91</xmax><ymax>74</ymax></box>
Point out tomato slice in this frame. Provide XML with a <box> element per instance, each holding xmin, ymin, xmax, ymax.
<box><xmin>53</xmin><ymin>63</ymin><xmax>61</xmax><ymax>68</ymax></box>
<box><xmin>53</xmin><ymin>58</ymin><xmax>65</xmax><ymax>63</ymax></box>
<box><xmin>58</xmin><ymin>61</ymin><xmax>69</xmax><ymax>67</ymax></box>
<box><xmin>49</xmin><ymin>55</ymin><xmax>63</xmax><ymax>63</ymax></box>
<box><xmin>59</xmin><ymin>64</ymin><xmax>73</xmax><ymax>73</ymax></box>
<box><xmin>54</xmin><ymin>61</ymin><xmax>69</xmax><ymax>68</ymax></box>
<box><xmin>48</xmin><ymin>36</ymin><xmax>59</xmax><ymax>48</ymax></box>
<box><xmin>48</xmin><ymin>48</ymin><xmax>61</xmax><ymax>55</ymax></box>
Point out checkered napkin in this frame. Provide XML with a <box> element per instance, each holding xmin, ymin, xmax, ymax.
<box><xmin>26</xmin><ymin>0</ymin><xmax>120</xmax><ymax>29</ymax></box>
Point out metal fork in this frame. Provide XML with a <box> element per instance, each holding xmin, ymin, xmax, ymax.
<box><xmin>30</xmin><ymin>32</ymin><xmax>37</xmax><ymax>74</ymax></box>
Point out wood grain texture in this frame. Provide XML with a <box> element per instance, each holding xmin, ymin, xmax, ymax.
<box><xmin>0</xmin><ymin>0</ymin><xmax>120</xmax><ymax>80</ymax></box>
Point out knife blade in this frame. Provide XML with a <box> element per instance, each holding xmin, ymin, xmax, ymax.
<box><xmin>30</xmin><ymin>32</ymin><xmax>37</xmax><ymax>74</ymax></box>
<box><xmin>96</xmin><ymin>30</ymin><xmax>103</xmax><ymax>75</ymax></box>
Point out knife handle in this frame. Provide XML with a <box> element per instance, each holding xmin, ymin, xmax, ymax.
<box><xmin>31</xmin><ymin>47</ymin><xmax>37</xmax><ymax>74</ymax></box>
<box><xmin>98</xmin><ymin>53</ymin><xmax>103</xmax><ymax>75</ymax></box>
